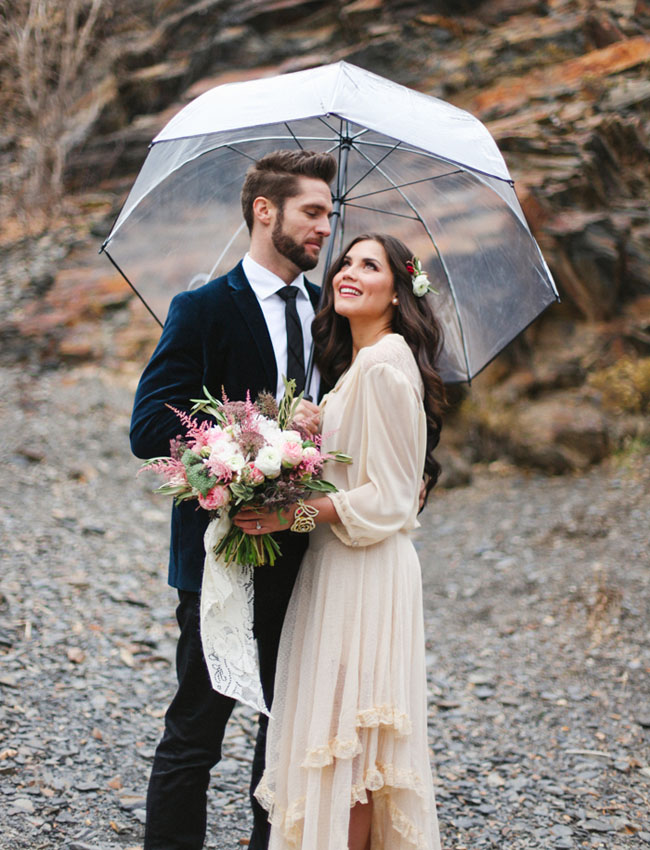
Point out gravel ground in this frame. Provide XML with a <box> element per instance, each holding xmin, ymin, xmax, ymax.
<box><xmin>1</xmin><ymin>363</ymin><xmax>649</xmax><ymax>850</ymax></box>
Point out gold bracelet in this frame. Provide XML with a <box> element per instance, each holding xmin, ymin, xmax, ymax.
<box><xmin>290</xmin><ymin>499</ymin><xmax>319</xmax><ymax>533</ymax></box>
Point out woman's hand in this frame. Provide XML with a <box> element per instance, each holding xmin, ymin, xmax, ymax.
<box><xmin>233</xmin><ymin>496</ymin><xmax>339</xmax><ymax>535</ymax></box>
<box><xmin>233</xmin><ymin>505</ymin><xmax>294</xmax><ymax>535</ymax></box>
<box><xmin>292</xmin><ymin>399</ymin><xmax>321</xmax><ymax>435</ymax></box>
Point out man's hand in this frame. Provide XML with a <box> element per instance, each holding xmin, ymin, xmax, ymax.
<box><xmin>292</xmin><ymin>399</ymin><xmax>321</xmax><ymax>435</ymax></box>
<box><xmin>234</xmin><ymin>505</ymin><xmax>293</xmax><ymax>535</ymax></box>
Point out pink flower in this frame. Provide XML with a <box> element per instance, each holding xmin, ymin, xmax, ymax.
<box><xmin>299</xmin><ymin>446</ymin><xmax>323</xmax><ymax>475</ymax></box>
<box><xmin>281</xmin><ymin>440</ymin><xmax>304</xmax><ymax>468</ymax></box>
<box><xmin>184</xmin><ymin>419</ymin><xmax>216</xmax><ymax>451</ymax></box>
<box><xmin>205</xmin><ymin>455</ymin><xmax>232</xmax><ymax>482</ymax></box>
<box><xmin>244</xmin><ymin>463</ymin><xmax>265</xmax><ymax>485</ymax></box>
<box><xmin>205</xmin><ymin>427</ymin><xmax>228</xmax><ymax>447</ymax></box>
<box><xmin>198</xmin><ymin>485</ymin><xmax>230</xmax><ymax>511</ymax></box>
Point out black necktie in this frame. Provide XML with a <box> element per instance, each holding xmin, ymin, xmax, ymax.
<box><xmin>276</xmin><ymin>285</ymin><xmax>306</xmax><ymax>395</ymax></box>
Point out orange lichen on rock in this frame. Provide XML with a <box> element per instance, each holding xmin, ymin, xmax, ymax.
<box><xmin>470</xmin><ymin>36</ymin><xmax>650</xmax><ymax>117</ymax></box>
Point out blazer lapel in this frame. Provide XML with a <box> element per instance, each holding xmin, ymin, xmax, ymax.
<box><xmin>227</xmin><ymin>262</ymin><xmax>277</xmax><ymax>392</ymax></box>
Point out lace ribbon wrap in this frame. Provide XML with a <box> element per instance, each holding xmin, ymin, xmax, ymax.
<box><xmin>200</xmin><ymin>514</ymin><xmax>269</xmax><ymax>715</ymax></box>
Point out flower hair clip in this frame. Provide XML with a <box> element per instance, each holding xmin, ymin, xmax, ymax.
<box><xmin>405</xmin><ymin>257</ymin><xmax>437</xmax><ymax>297</ymax></box>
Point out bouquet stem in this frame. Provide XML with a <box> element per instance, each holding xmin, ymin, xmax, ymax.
<box><xmin>213</xmin><ymin>523</ymin><xmax>282</xmax><ymax>567</ymax></box>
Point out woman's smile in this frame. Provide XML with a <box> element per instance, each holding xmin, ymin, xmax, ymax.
<box><xmin>338</xmin><ymin>284</ymin><xmax>362</xmax><ymax>297</ymax></box>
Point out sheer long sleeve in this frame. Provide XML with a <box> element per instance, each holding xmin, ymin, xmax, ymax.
<box><xmin>327</xmin><ymin>360</ymin><xmax>425</xmax><ymax>548</ymax></box>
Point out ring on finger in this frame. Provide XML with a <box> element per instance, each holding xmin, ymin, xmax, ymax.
<box><xmin>255</xmin><ymin>521</ymin><xmax>262</xmax><ymax>530</ymax></box>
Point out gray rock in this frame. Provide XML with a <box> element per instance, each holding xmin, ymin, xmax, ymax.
<box><xmin>9</xmin><ymin>797</ymin><xmax>36</xmax><ymax>814</ymax></box>
<box><xmin>551</xmin><ymin>825</ymin><xmax>573</xmax><ymax>838</ymax></box>
<box><xmin>583</xmin><ymin>819</ymin><xmax>613</xmax><ymax>832</ymax></box>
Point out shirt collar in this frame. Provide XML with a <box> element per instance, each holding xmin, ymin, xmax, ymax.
<box><xmin>242</xmin><ymin>253</ymin><xmax>308</xmax><ymax>301</ymax></box>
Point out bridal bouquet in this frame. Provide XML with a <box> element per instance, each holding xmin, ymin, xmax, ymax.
<box><xmin>141</xmin><ymin>382</ymin><xmax>350</xmax><ymax>566</ymax></box>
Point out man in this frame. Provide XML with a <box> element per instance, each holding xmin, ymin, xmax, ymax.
<box><xmin>130</xmin><ymin>149</ymin><xmax>337</xmax><ymax>850</ymax></box>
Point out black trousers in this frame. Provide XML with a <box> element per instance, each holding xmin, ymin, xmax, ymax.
<box><xmin>144</xmin><ymin>534</ymin><xmax>308</xmax><ymax>850</ymax></box>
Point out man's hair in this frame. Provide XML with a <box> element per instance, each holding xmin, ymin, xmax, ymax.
<box><xmin>240</xmin><ymin>149</ymin><xmax>337</xmax><ymax>233</ymax></box>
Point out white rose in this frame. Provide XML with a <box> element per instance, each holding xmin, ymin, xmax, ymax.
<box><xmin>412</xmin><ymin>273</ymin><xmax>430</xmax><ymax>297</ymax></box>
<box><xmin>225</xmin><ymin>452</ymin><xmax>246</xmax><ymax>473</ymax></box>
<box><xmin>210</xmin><ymin>440</ymin><xmax>235</xmax><ymax>460</ymax></box>
<box><xmin>302</xmin><ymin>446</ymin><xmax>319</xmax><ymax>460</ymax></box>
<box><xmin>257</xmin><ymin>418</ymin><xmax>282</xmax><ymax>445</ymax></box>
<box><xmin>281</xmin><ymin>429</ymin><xmax>302</xmax><ymax>442</ymax></box>
<box><xmin>254</xmin><ymin>445</ymin><xmax>282</xmax><ymax>478</ymax></box>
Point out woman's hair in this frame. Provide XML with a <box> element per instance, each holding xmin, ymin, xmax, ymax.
<box><xmin>240</xmin><ymin>150</ymin><xmax>337</xmax><ymax>233</ymax></box>
<box><xmin>312</xmin><ymin>233</ymin><xmax>447</xmax><ymax>501</ymax></box>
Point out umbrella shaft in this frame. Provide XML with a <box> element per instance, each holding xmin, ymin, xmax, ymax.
<box><xmin>304</xmin><ymin>133</ymin><xmax>351</xmax><ymax>400</ymax></box>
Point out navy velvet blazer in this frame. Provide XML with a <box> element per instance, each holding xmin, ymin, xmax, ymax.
<box><xmin>130</xmin><ymin>261</ymin><xmax>322</xmax><ymax>592</ymax></box>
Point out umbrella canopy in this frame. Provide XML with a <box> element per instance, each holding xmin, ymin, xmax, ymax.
<box><xmin>101</xmin><ymin>61</ymin><xmax>558</xmax><ymax>383</ymax></box>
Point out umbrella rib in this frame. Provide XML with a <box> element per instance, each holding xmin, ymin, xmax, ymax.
<box><xmin>343</xmin><ymin>202</ymin><xmax>421</xmax><ymax>221</ymax></box>
<box><xmin>206</xmin><ymin>220</ymin><xmax>248</xmax><ymax>283</ymax></box>
<box><xmin>351</xmin><ymin>138</ymin><xmax>514</xmax><ymax>184</ymax></box>
<box><xmin>225</xmin><ymin>144</ymin><xmax>259</xmax><ymax>163</ymax></box>
<box><xmin>354</xmin><ymin>146</ymin><xmax>472</xmax><ymax>381</ymax></box>
<box><xmin>343</xmin><ymin>140</ymin><xmax>403</xmax><ymax>198</ymax></box>
<box><xmin>284</xmin><ymin>122</ymin><xmax>305</xmax><ymax>150</ymax></box>
<box><xmin>224</xmin><ymin>136</ymin><xmax>338</xmax><ymax>159</ymax></box>
<box><xmin>103</xmin><ymin>249</ymin><xmax>163</xmax><ymax>327</ymax></box>
<box><xmin>346</xmin><ymin>171</ymin><xmax>463</xmax><ymax>202</ymax></box>
<box><xmin>318</xmin><ymin>115</ymin><xmax>343</xmax><ymax>136</ymax></box>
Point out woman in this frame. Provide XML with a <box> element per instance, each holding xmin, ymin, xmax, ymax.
<box><xmin>235</xmin><ymin>233</ymin><xmax>446</xmax><ymax>850</ymax></box>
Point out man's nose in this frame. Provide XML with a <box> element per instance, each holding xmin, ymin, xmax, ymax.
<box><xmin>316</xmin><ymin>214</ymin><xmax>331</xmax><ymax>236</ymax></box>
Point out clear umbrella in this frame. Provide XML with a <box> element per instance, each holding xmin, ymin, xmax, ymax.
<box><xmin>101</xmin><ymin>61</ymin><xmax>558</xmax><ymax>384</ymax></box>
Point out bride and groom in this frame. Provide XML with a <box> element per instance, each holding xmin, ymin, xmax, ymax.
<box><xmin>130</xmin><ymin>149</ymin><xmax>445</xmax><ymax>849</ymax></box>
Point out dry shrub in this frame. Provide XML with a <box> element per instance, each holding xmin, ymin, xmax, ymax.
<box><xmin>588</xmin><ymin>356</ymin><xmax>650</xmax><ymax>414</ymax></box>
<box><xmin>0</xmin><ymin>0</ymin><xmax>108</xmax><ymax>216</ymax></box>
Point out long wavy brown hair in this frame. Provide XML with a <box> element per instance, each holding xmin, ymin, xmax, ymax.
<box><xmin>312</xmin><ymin>233</ymin><xmax>447</xmax><ymax>501</ymax></box>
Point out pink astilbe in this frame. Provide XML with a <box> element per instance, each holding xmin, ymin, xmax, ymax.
<box><xmin>297</xmin><ymin>451</ymin><xmax>324</xmax><ymax>476</ymax></box>
<box><xmin>164</xmin><ymin>404</ymin><xmax>215</xmax><ymax>451</ymax></box>
<box><xmin>165</xmin><ymin>403</ymin><xmax>198</xmax><ymax>432</ymax></box>
<box><xmin>222</xmin><ymin>391</ymin><xmax>257</xmax><ymax>429</ymax></box>
<box><xmin>138</xmin><ymin>457</ymin><xmax>187</xmax><ymax>486</ymax></box>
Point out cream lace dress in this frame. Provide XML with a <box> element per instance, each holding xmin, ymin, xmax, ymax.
<box><xmin>256</xmin><ymin>334</ymin><xmax>441</xmax><ymax>850</ymax></box>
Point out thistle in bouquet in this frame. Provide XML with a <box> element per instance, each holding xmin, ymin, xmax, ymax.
<box><xmin>141</xmin><ymin>379</ymin><xmax>350</xmax><ymax>567</ymax></box>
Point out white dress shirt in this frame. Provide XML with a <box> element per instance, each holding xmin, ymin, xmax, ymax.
<box><xmin>242</xmin><ymin>253</ymin><xmax>321</xmax><ymax>400</ymax></box>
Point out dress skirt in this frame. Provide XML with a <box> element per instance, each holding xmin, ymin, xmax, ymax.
<box><xmin>255</xmin><ymin>526</ymin><xmax>440</xmax><ymax>850</ymax></box>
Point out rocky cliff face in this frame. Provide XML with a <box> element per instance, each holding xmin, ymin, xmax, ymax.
<box><xmin>1</xmin><ymin>0</ymin><xmax>649</xmax><ymax>479</ymax></box>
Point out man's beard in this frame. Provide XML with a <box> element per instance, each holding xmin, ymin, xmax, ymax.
<box><xmin>272</xmin><ymin>211</ymin><xmax>320</xmax><ymax>272</ymax></box>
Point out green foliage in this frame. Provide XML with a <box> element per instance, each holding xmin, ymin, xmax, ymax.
<box><xmin>190</xmin><ymin>386</ymin><xmax>226</xmax><ymax>423</ymax></box>
<box><xmin>181</xmin><ymin>449</ymin><xmax>216</xmax><ymax>496</ymax></box>
<box><xmin>213</xmin><ymin>523</ymin><xmax>282</xmax><ymax>567</ymax></box>
<box><xmin>304</xmin><ymin>479</ymin><xmax>338</xmax><ymax>493</ymax></box>
<box><xmin>278</xmin><ymin>377</ymin><xmax>302</xmax><ymax>430</ymax></box>
<box><xmin>229</xmin><ymin>481</ymin><xmax>255</xmax><ymax>506</ymax></box>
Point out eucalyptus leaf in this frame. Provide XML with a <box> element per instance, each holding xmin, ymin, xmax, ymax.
<box><xmin>305</xmin><ymin>479</ymin><xmax>338</xmax><ymax>493</ymax></box>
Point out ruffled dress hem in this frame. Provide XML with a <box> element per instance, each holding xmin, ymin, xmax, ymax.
<box><xmin>255</xmin><ymin>707</ymin><xmax>431</xmax><ymax>850</ymax></box>
<box><xmin>256</xmin><ymin>763</ymin><xmax>432</xmax><ymax>850</ymax></box>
